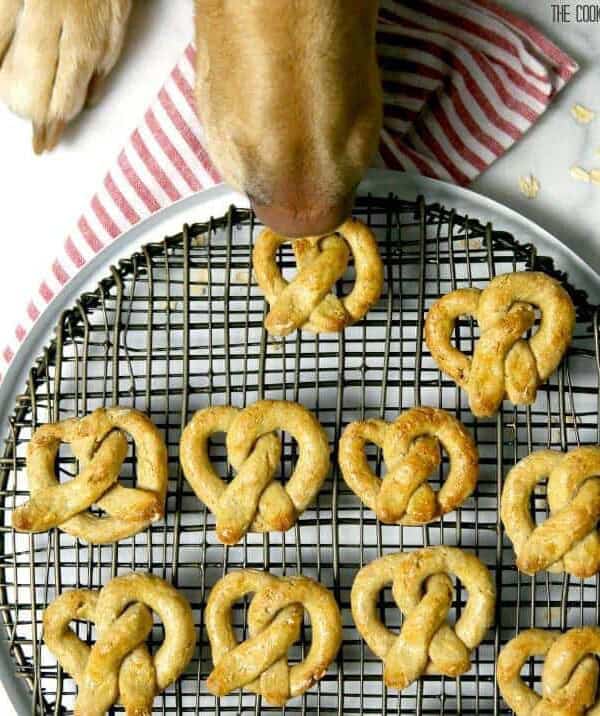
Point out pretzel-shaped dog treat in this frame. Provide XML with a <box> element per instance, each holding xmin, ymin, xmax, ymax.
<box><xmin>425</xmin><ymin>272</ymin><xmax>575</xmax><ymax>418</ymax></box>
<box><xmin>351</xmin><ymin>547</ymin><xmax>495</xmax><ymax>690</ymax></box>
<box><xmin>180</xmin><ymin>400</ymin><xmax>330</xmax><ymax>544</ymax></box>
<box><xmin>206</xmin><ymin>570</ymin><xmax>342</xmax><ymax>705</ymax></box>
<box><xmin>498</xmin><ymin>628</ymin><xmax>600</xmax><ymax>715</ymax></box>
<box><xmin>12</xmin><ymin>407</ymin><xmax>168</xmax><ymax>543</ymax></box>
<box><xmin>339</xmin><ymin>407</ymin><xmax>478</xmax><ymax>524</ymax></box>
<box><xmin>501</xmin><ymin>446</ymin><xmax>600</xmax><ymax>578</ymax></box>
<box><xmin>43</xmin><ymin>572</ymin><xmax>195</xmax><ymax>716</ymax></box>
<box><xmin>252</xmin><ymin>218</ymin><xmax>384</xmax><ymax>336</ymax></box>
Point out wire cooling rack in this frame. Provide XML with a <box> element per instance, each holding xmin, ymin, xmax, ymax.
<box><xmin>0</xmin><ymin>195</ymin><xmax>598</xmax><ymax>715</ymax></box>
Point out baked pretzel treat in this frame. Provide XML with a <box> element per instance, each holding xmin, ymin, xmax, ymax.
<box><xmin>425</xmin><ymin>272</ymin><xmax>575</xmax><ymax>418</ymax></box>
<box><xmin>498</xmin><ymin>627</ymin><xmax>600</xmax><ymax>715</ymax></box>
<box><xmin>339</xmin><ymin>407</ymin><xmax>478</xmax><ymax>524</ymax></box>
<box><xmin>12</xmin><ymin>407</ymin><xmax>168</xmax><ymax>544</ymax></box>
<box><xmin>205</xmin><ymin>570</ymin><xmax>342</xmax><ymax>706</ymax></box>
<box><xmin>501</xmin><ymin>446</ymin><xmax>600</xmax><ymax>578</ymax></box>
<box><xmin>351</xmin><ymin>546</ymin><xmax>495</xmax><ymax>690</ymax></box>
<box><xmin>180</xmin><ymin>400</ymin><xmax>330</xmax><ymax>544</ymax></box>
<box><xmin>252</xmin><ymin>218</ymin><xmax>384</xmax><ymax>336</ymax></box>
<box><xmin>43</xmin><ymin>572</ymin><xmax>195</xmax><ymax>716</ymax></box>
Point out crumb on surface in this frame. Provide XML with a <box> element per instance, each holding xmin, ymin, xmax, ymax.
<box><xmin>268</xmin><ymin>335</ymin><xmax>284</xmax><ymax>352</ymax></box>
<box><xmin>518</xmin><ymin>174</ymin><xmax>540</xmax><ymax>199</ymax></box>
<box><xmin>191</xmin><ymin>233</ymin><xmax>208</xmax><ymax>247</ymax></box>
<box><xmin>457</xmin><ymin>238</ymin><xmax>483</xmax><ymax>250</ymax></box>
<box><xmin>233</xmin><ymin>269</ymin><xmax>251</xmax><ymax>284</ymax></box>
<box><xmin>590</xmin><ymin>169</ymin><xmax>600</xmax><ymax>185</ymax></box>
<box><xmin>190</xmin><ymin>268</ymin><xmax>209</xmax><ymax>296</ymax></box>
<box><xmin>570</xmin><ymin>103</ymin><xmax>595</xmax><ymax>124</ymax></box>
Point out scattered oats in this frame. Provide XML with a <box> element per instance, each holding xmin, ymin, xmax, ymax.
<box><xmin>190</xmin><ymin>268</ymin><xmax>209</xmax><ymax>296</ymax></box>
<box><xmin>233</xmin><ymin>269</ymin><xmax>251</xmax><ymax>284</ymax></box>
<box><xmin>156</xmin><ymin>300</ymin><xmax>168</xmax><ymax>312</ymax></box>
<box><xmin>191</xmin><ymin>233</ymin><xmax>208</xmax><ymax>247</ymax></box>
<box><xmin>571</xmin><ymin>103</ymin><xmax>595</xmax><ymax>124</ymax></box>
<box><xmin>518</xmin><ymin>174</ymin><xmax>540</xmax><ymax>199</ymax></box>
<box><xmin>569</xmin><ymin>165</ymin><xmax>590</xmax><ymax>182</ymax></box>
<box><xmin>169</xmin><ymin>300</ymin><xmax>182</xmax><ymax>312</ymax></box>
<box><xmin>590</xmin><ymin>169</ymin><xmax>600</xmax><ymax>185</ymax></box>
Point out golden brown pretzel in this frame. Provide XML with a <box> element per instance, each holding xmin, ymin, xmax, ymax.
<box><xmin>338</xmin><ymin>407</ymin><xmax>478</xmax><ymax>524</ymax></box>
<box><xmin>180</xmin><ymin>400</ymin><xmax>330</xmax><ymax>544</ymax></box>
<box><xmin>498</xmin><ymin>627</ymin><xmax>600</xmax><ymax>715</ymax></box>
<box><xmin>12</xmin><ymin>407</ymin><xmax>168</xmax><ymax>543</ymax></box>
<box><xmin>43</xmin><ymin>572</ymin><xmax>195</xmax><ymax>716</ymax></box>
<box><xmin>501</xmin><ymin>447</ymin><xmax>600</xmax><ymax>578</ymax></box>
<box><xmin>351</xmin><ymin>546</ymin><xmax>495</xmax><ymax>690</ymax></box>
<box><xmin>205</xmin><ymin>570</ymin><xmax>342</xmax><ymax>706</ymax></box>
<box><xmin>252</xmin><ymin>218</ymin><xmax>384</xmax><ymax>336</ymax></box>
<box><xmin>425</xmin><ymin>272</ymin><xmax>575</xmax><ymax>417</ymax></box>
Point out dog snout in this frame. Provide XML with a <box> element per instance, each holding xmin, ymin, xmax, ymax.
<box><xmin>251</xmin><ymin>192</ymin><xmax>356</xmax><ymax>238</ymax></box>
<box><xmin>196</xmin><ymin>1</ymin><xmax>382</xmax><ymax>238</ymax></box>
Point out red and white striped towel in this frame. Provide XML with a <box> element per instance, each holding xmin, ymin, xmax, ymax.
<box><xmin>1</xmin><ymin>0</ymin><xmax>578</xmax><ymax>376</ymax></box>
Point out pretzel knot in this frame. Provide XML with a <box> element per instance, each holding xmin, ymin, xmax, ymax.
<box><xmin>206</xmin><ymin>570</ymin><xmax>342</xmax><ymax>706</ymax></box>
<box><xmin>180</xmin><ymin>400</ymin><xmax>330</xmax><ymax>544</ymax></box>
<box><xmin>43</xmin><ymin>573</ymin><xmax>195</xmax><ymax>716</ymax></box>
<box><xmin>425</xmin><ymin>272</ymin><xmax>575</xmax><ymax>418</ymax></box>
<box><xmin>351</xmin><ymin>547</ymin><xmax>495</xmax><ymax>690</ymax></box>
<box><xmin>498</xmin><ymin>627</ymin><xmax>600</xmax><ymax>715</ymax></box>
<box><xmin>252</xmin><ymin>218</ymin><xmax>384</xmax><ymax>336</ymax></box>
<box><xmin>501</xmin><ymin>446</ymin><xmax>600</xmax><ymax>578</ymax></box>
<box><xmin>339</xmin><ymin>407</ymin><xmax>479</xmax><ymax>524</ymax></box>
<box><xmin>12</xmin><ymin>407</ymin><xmax>168</xmax><ymax>544</ymax></box>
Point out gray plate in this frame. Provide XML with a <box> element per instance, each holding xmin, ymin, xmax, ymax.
<box><xmin>0</xmin><ymin>169</ymin><xmax>598</xmax><ymax>715</ymax></box>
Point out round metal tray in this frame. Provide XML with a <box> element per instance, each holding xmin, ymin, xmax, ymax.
<box><xmin>0</xmin><ymin>170</ymin><xmax>599</xmax><ymax>715</ymax></box>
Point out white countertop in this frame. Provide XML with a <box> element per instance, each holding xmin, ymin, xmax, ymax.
<box><xmin>0</xmin><ymin>0</ymin><xmax>599</xmax><ymax>358</ymax></box>
<box><xmin>0</xmin><ymin>0</ymin><xmax>599</xmax><ymax>712</ymax></box>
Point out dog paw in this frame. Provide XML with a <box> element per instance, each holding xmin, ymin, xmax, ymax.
<box><xmin>0</xmin><ymin>0</ymin><xmax>132</xmax><ymax>153</ymax></box>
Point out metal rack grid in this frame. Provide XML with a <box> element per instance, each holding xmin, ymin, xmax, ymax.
<box><xmin>0</xmin><ymin>194</ymin><xmax>598</xmax><ymax>715</ymax></box>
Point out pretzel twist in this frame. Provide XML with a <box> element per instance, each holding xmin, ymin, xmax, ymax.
<box><xmin>252</xmin><ymin>218</ymin><xmax>384</xmax><ymax>336</ymax></box>
<box><xmin>351</xmin><ymin>547</ymin><xmax>495</xmax><ymax>690</ymax></box>
<box><xmin>501</xmin><ymin>446</ymin><xmax>600</xmax><ymax>578</ymax></box>
<box><xmin>12</xmin><ymin>407</ymin><xmax>168</xmax><ymax>543</ymax></box>
<box><xmin>205</xmin><ymin>570</ymin><xmax>342</xmax><ymax>706</ymax></box>
<box><xmin>498</xmin><ymin>627</ymin><xmax>600</xmax><ymax>715</ymax></box>
<box><xmin>43</xmin><ymin>573</ymin><xmax>195</xmax><ymax>716</ymax></box>
<box><xmin>180</xmin><ymin>400</ymin><xmax>330</xmax><ymax>544</ymax></box>
<box><xmin>339</xmin><ymin>407</ymin><xmax>478</xmax><ymax>524</ymax></box>
<box><xmin>425</xmin><ymin>272</ymin><xmax>575</xmax><ymax>418</ymax></box>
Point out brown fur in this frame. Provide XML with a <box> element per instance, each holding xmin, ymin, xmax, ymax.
<box><xmin>195</xmin><ymin>0</ymin><xmax>382</xmax><ymax>234</ymax></box>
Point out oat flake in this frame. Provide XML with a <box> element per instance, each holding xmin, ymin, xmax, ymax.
<box><xmin>571</xmin><ymin>104</ymin><xmax>595</xmax><ymax>124</ymax></box>
<box><xmin>569</xmin><ymin>166</ymin><xmax>591</xmax><ymax>182</ymax></box>
<box><xmin>518</xmin><ymin>175</ymin><xmax>540</xmax><ymax>199</ymax></box>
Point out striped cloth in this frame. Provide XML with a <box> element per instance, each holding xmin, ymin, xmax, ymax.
<box><xmin>1</xmin><ymin>0</ymin><xmax>578</xmax><ymax>376</ymax></box>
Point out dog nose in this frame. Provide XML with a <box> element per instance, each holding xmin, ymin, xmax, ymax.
<box><xmin>251</xmin><ymin>193</ymin><xmax>355</xmax><ymax>238</ymax></box>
